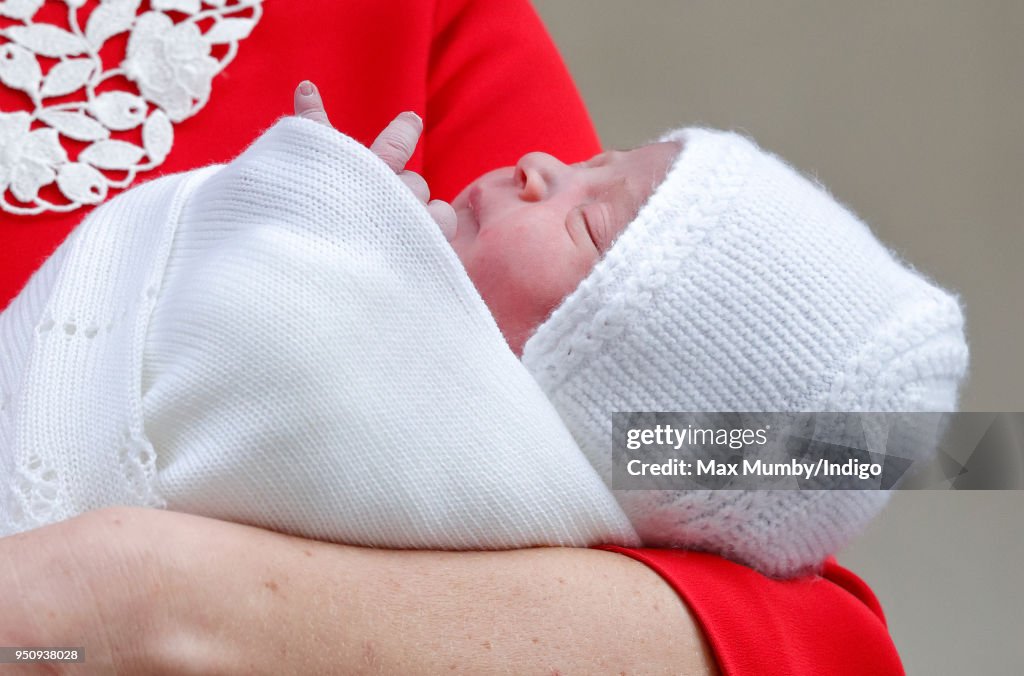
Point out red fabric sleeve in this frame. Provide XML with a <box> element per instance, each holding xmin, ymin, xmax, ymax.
<box><xmin>598</xmin><ymin>546</ymin><xmax>904</xmax><ymax>676</ymax></box>
<box><xmin>0</xmin><ymin>0</ymin><xmax>600</xmax><ymax>308</ymax></box>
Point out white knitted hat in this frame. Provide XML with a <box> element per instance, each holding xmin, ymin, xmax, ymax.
<box><xmin>522</xmin><ymin>128</ymin><xmax>970</xmax><ymax>577</ymax></box>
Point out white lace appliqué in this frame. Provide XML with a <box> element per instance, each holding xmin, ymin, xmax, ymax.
<box><xmin>0</xmin><ymin>0</ymin><xmax>263</xmax><ymax>215</ymax></box>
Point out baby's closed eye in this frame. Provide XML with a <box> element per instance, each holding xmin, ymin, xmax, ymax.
<box><xmin>568</xmin><ymin>206</ymin><xmax>599</xmax><ymax>250</ymax></box>
<box><xmin>570</xmin><ymin>203</ymin><xmax>617</xmax><ymax>252</ymax></box>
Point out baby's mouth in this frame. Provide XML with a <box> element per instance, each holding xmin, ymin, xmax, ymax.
<box><xmin>452</xmin><ymin>186</ymin><xmax>480</xmax><ymax>239</ymax></box>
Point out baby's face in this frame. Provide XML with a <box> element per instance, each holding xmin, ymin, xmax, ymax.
<box><xmin>449</xmin><ymin>141</ymin><xmax>680</xmax><ymax>355</ymax></box>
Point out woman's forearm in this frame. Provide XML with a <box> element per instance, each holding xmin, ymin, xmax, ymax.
<box><xmin>2</xmin><ymin>507</ymin><xmax>717</xmax><ymax>675</ymax></box>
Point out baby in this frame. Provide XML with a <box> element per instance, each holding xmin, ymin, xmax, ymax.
<box><xmin>0</xmin><ymin>83</ymin><xmax>968</xmax><ymax>579</ymax></box>
<box><xmin>297</xmin><ymin>82</ymin><xmax>969</xmax><ymax>576</ymax></box>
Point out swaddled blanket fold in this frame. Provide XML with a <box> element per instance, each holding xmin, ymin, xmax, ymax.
<box><xmin>0</xmin><ymin>117</ymin><xmax>639</xmax><ymax>548</ymax></box>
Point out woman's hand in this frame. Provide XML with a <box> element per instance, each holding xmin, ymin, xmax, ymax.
<box><xmin>293</xmin><ymin>80</ymin><xmax>458</xmax><ymax>240</ymax></box>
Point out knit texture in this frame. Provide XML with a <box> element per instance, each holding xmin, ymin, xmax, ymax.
<box><xmin>0</xmin><ymin>117</ymin><xmax>639</xmax><ymax>549</ymax></box>
<box><xmin>522</xmin><ymin>128</ymin><xmax>969</xmax><ymax>578</ymax></box>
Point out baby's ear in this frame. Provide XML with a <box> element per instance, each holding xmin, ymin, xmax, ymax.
<box><xmin>293</xmin><ymin>81</ymin><xmax>332</xmax><ymax>127</ymax></box>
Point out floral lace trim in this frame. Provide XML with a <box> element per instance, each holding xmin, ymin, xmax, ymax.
<box><xmin>0</xmin><ymin>0</ymin><xmax>263</xmax><ymax>215</ymax></box>
<box><xmin>4</xmin><ymin>450</ymin><xmax>62</xmax><ymax>533</ymax></box>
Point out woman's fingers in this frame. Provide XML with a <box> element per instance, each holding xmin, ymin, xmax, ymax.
<box><xmin>288</xmin><ymin>98</ymin><xmax>447</xmax><ymax>239</ymax></box>
<box><xmin>293</xmin><ymin>85</ymin><xmax>422</xmax><ymax>174</ymax></box>
<box><xmin>294</xmin><ymin>80</ymin><xmax>332</xmax><ymax>127</ymax></box>
<box><xmin>400</xmin><ymin>170</ymin><xmax>429</xmax><ymax>204</ymax></box>
<box><xmin>398</xmin><ymin>172</ymin><xmax>456</xmax><ymax>241</ymax></box>
<box><xmin>397</xmin><ymin>170</ymin><xmax>456</xmax><ymax>240</ymax></box>
<box><xmin>427</xmin><ymin>199</ymin><xmax>457</xmax><ymax>241</ymax></box>
<box><xmin>370</xmin><ymin>111</ymin><xmax>422</xmax><ymax>173</ymax></box>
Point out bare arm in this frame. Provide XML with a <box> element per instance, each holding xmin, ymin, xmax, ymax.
<box><xmin>1</xmin><ymin>507</ymin><xmax>717</xmax><ymax>675</ymax></box>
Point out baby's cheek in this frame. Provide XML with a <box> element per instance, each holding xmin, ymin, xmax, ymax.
<box><xmin>464</xmin><ymin>216</ymin><xmax>600</xmax><ymax>351</ymax></box>
<box><xmin>465</xmin><ymin>231</ymin><xmax>552</xmax><ymax>334</ymax></box>
<box><xmin>471</xmin><ymin>228</ymin><xmax>538</xmax><ymax>301</ymax></box>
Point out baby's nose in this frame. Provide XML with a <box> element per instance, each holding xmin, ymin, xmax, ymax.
<box><xmin>515</xmin><ymin>152</ymin><xmax>569</xmax><ymax>201</ymax></box>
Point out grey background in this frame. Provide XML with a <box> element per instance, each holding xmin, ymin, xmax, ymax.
<box><xmin>531</xmin><ymin>1</ymin><xmax>1023</xmax><ymax>673</ymax></box>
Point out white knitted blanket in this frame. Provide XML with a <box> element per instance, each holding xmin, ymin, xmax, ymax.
<box><xmin>0</xmin><ymin>117</ymin><xmax>639</xmax><ymax>549</ymax></box>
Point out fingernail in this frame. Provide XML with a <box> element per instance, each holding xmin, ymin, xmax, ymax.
<box><xmin>298</xmin><ymin>80</ymin><xmax>315</xmax><ymax>96</ymax></box>
<box><xmin>402</xmin><ymin>111</ymin><xmax>423</xmax><ymax>126</ymax></box>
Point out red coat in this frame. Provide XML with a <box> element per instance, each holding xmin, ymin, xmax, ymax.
<box><xmin>1</xmin><ymin>0</ymin><xmax>598</xmax><ymax>307</ymax></box>
<box><xmin>0</xmin><ymin>2</ymin><xmax>902</xmax><ymax>673</ymax></box>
